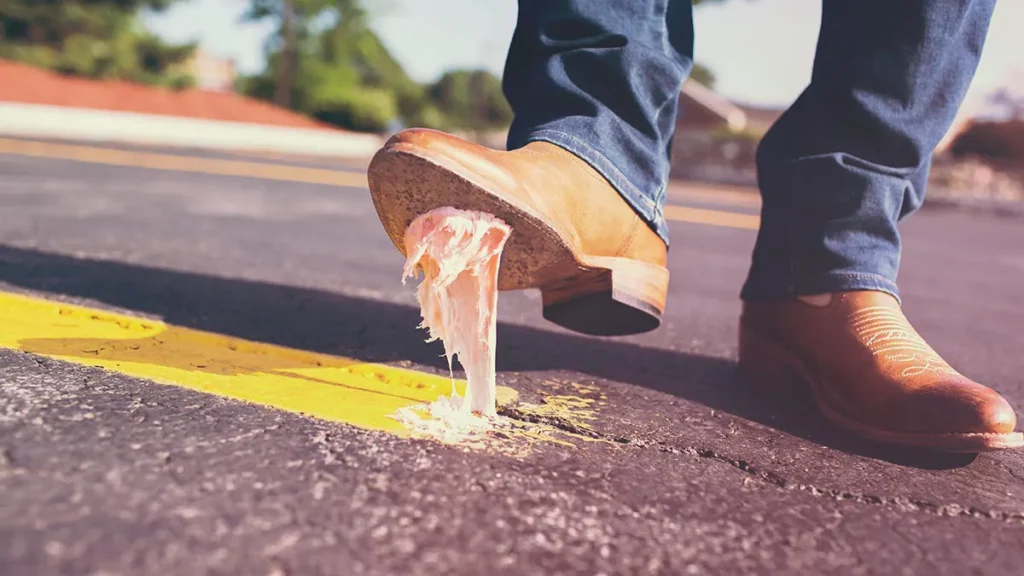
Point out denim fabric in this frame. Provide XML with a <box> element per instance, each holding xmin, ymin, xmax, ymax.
<box><xmin>502</xmin><ymin>0</ymin><xmax>694</xmax><ymax>246</ymax></box>
<box><xmin>502</xmin><ymin>0</ymin><xmax>995</xmax><ymax>302</ymax></box>
<box><xmin>742</xmin><ymin>0</ymin><xmax>996</xmax><ymax>301</ymax></box>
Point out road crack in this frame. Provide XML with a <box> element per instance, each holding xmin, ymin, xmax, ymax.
<box><xmin>498</xmin><ymin>406</ymin><xmax>1024</xmax><ymax>526</ymax></box>
<box><xmin>498</xmin><ymin>406</ymin><xmax>628</xmax><ymax>442</ymax></box>
<box><xmin>663</xmin><ymin>442</ymin><xmax>1024</xmax><ymax>525</ymax></box>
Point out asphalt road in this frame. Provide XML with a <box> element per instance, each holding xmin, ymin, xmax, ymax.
<box><xmin>1</xmin><ymin>140</ymin><xmax>1024</xmax><ymax>575</ymax></box>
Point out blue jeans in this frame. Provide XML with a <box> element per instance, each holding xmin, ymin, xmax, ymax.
<box><xmin>502</xmin><ymin>0</ymin><xmax>995</xmax><ymax>301</ymax></box>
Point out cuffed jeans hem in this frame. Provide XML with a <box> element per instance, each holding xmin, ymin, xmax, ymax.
<box><xmin>740</xmin><ymin>272</ymin><xmax>901</xmax><ymax>304</ymax></box>
<box><xmin>511</xmin><ymin>129</ymin><xmax>672</xmax><ymax>247</ymax></box>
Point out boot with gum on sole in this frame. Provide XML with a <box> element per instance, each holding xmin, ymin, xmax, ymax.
<box><xmin>368</xmin><ymin>128</ymin><xmax>669</xmax><ymax>337</ymax></box>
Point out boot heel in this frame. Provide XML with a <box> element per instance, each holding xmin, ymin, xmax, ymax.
<box><xmin>738</xmin><ymin>326</ymin><xmax>807</xmax><ymax>397</ymax></box>
<box><xmin>541</xmin><ymin>257</ymin><xmax>669</xmax><ymax>336</ymax></box>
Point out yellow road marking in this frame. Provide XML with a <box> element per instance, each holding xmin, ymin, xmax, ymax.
<box><xmin>664</xmin><ymin>204</ymin><xmax>760</xmax><ymax>230</ymax></box>
<box><xmin>0</xmin><ymin>137</ymin><xmax>368</xmax><ymax>189</ymax></box>
<box><xmin>668</xmin><ymin>183</ymin><xmax>762</xmax><ymax>209</ymax></box>
<box><xmin>0</xmin><ymin>291</ymin><xmax>515</xmax><ymax>435</ymax></box>
<box><xmin>0</xmin><ymin>137</ymin><xmax>760</xmax><ymax>230</ymax></box>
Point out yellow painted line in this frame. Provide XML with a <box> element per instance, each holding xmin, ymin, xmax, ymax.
<box><xmin>664</xmin><ymin>204</ymin><xmax>760</xmax><ymax>230</ymax></box>
<box><xmin>0</xmin><ymin>137</ymin><xmax>760</xmax><ymax>231</ymax></box>
<box><xmin>668</xmin><ymin>184</ymin><xmax>762</xmax><ymax>209</ymax></box>
<box><xmin>0</xmin><ymin>291</ymin><xmax>514</xmax><ymax>435</ymax></box>
<box><xmin>0</xmin><ymin>138</ymin><xmax>368</xmax><ymax>189</ymax></box>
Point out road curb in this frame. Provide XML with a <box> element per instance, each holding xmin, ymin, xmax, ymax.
<box><xmin>0</xmin><ymin>102</ymin><xmax>383</xmax><ymax>158</ymax></box>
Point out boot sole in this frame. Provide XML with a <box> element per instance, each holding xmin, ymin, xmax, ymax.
<box><xmin>738</xmin><ymin>325</ymin><xmax>1024</xmax><ymax>452</ymax></box>
<box><xmin>367</xmin><ymin>142</ymin><xmax>669</xmax><ymax>336</ymax></box>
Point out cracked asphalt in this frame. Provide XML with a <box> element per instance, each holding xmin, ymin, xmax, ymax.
<box><xmin>1</xmin><ymin>141</ymin><xmax>1024</xmax><ymax>575</ymax></box>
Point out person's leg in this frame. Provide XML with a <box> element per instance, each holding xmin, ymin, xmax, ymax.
<box><xmin>368</xmin><ymin>0</ymin><xmax>693</xmax><ymax>336</ymax></box>
<box><xmin>742</xmin><ymin>0</ymin><xmax>995</xmax><ymax>300</ymax></box>
<box><xmin>739</xmin><ymin>0</ymin><xmax>1022</xmax><ymax>452</ymax></box>
<box><xmin>502</xmin><ymin>0</ymin><xmax>695</xmax><ymax>247</ymax></box>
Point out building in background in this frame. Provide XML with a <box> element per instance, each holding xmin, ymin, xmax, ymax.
<box><xmin>677</xmin><ymin>80</ymin><xmax>749</xmax><ymax>132</ymax></box>
<box><xmin>186</xmin><ymin>49</ymin><xmax>237</xmax><ymax>92</ymax></box>
<box><xmin>670</xmin><ymin>80</ymin><xmax>782</xmax><ymax>185</ymax></box>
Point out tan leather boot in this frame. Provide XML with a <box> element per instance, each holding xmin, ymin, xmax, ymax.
<box><xmin>739</xmin><ymin>291</ymin><xmax>1023</xmax><ymax>452</ymax></box>
<box><xmin>367</xmin><ymin>128</ymin><xmax>668</xmax><ymax>336</ymax></box>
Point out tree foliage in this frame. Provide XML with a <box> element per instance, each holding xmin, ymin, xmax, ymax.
<box><xmin>0</xmin><ymin>0</ymin><xmax>196</xmax><ymax>88</ymax></box>
<box><xmin>236</xmin><ymin>0</ymin><xmax>732</xmax><ymax>133</ymax></box>
<box><xmin>238</xmin><ymin>0</ymin><xmax>510</xmax><ymax>133</ymax></box>
<box><xmin>428</xmin><ymin>70</ymin><xmax>513</xmax><ymax>131</ymax></box>
<box><xmin>239</xmin><ymin>0</ymin><xmax>403</xmax><ymax>131</ymax></box>
<box><xmin>690</xmin><ymin>62</ymin><xmax>716</xmax><ymax>90</ymax></box>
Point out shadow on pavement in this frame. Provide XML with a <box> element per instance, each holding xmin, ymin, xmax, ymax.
<box><xmin>0</xmin><ymin>245</ymin><xmax>975</xmax><ymax>469</ymax></box>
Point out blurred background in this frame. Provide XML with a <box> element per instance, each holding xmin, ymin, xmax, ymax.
<box><xmin>1</xmin><ymin>0</ymin><xmax>1022</xmax><ymax>201</ymax></box>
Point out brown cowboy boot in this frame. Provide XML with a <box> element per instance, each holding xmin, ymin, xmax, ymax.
<box><xmin>367</xmin><ymin>128</ymin><xmax>668</xmax><ymax>336</ymax></box>
<box><xmin>739</xmin><ymin>291</ymin><xmax>1023</xmax><ymax>452</ymax></box>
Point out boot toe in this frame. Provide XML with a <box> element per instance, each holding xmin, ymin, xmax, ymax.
<box><xmin>907</xmin><ymin>380</ymin><xmax>1018</xmax><ymax>435</ymax></box>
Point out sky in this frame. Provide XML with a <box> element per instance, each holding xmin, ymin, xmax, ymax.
<box><xmin>146</xmin><ymin>0</ymin><xmax>1024</xmax><ymax>115</ymax></box>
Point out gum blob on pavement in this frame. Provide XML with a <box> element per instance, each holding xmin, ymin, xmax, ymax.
<box><xmin>395</xmin><ymin>207</ymin><xmax>512</xmax><ymax>442</ymax></box>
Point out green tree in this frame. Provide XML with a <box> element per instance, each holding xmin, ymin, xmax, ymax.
<box><xmin>237</xmin><ymin>0</ymin><xmax>737</xmax><ymax>132</ymax></box>
<box><xmin>242</xmin><ymin>0</ymin><xmax>430</xmax><ymax>131</ymax></box>
<box><xmin>242</xmin><ymin>0</ymin><xmax>343</xmax><ymax>107</ymax></box>
<box><xmin>427</xmin><ymin>69</ymin><xmax>512</xmax><ymax>131</ymax></box>
<box><xmin>690</xmin><ymin>62</ymin><xmax>716</xmax><ymax>89</ymax></box>
<box><xmin>0</xmin><ymin>0</ymin><xmax>196</xmax><ymax>88</ymax></box>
